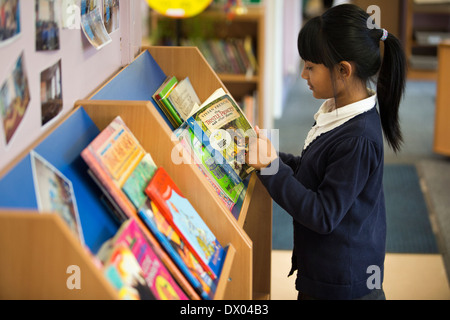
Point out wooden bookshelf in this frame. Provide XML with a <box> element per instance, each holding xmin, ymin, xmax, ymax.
<box><xmin>404</xmin><ymin>0</ymin><xmax>450</xmax><ymax>79</ymax></box>
<box><xmin>148</xmin><ymin>6</ymin><xmax>265</xmax><ymax>129</ymax></box>
<box><xmin>0</xmin><ymin>47</ymin><xmax>272</xmax><ymax>300</ymax></box>
<box><xmin>0</xmin><ymin>211</ymin><xmax>119</xmax><ymax>300</ymax></box>
<box><xmin>434</xmin><ymin>40</ymin><xmax>450</xmax><ymax>156</ymax></box>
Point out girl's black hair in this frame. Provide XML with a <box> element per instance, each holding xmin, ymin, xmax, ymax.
<box><xmin>298</xmin><ymin>4</ymin><xmax>406</xmax><ymax>152</ymax></box>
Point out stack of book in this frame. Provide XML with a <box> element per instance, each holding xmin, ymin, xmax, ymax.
<box><xmin>152</xmin><ymin>76</ymin><xmax>256</xmax><ymax>211</ymax></box>
<box><xmin>81</xmin><ymin>116</ymin><xmax>225</xmax><ymax>300</ymax></box>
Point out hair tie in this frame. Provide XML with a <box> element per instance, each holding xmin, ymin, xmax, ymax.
<box><xmin>380</xmin><ymin>29</ymin><xmax>388</xmax><ymax>42</ymax></box>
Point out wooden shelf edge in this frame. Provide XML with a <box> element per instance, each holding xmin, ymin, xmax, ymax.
<box><xmin>214</xmin><ymin>243</ymin><xmax>236</xmax><ymax>300</ymax></box>
<box><xmin>0</xmin><ymin>210</ymin><xmax>119</xmax><ymax>300</ymax></box>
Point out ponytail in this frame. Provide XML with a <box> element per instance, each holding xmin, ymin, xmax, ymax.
<box><xmin>377</xmin><ymin>30</ymin><xmax>406</xmax><ymax>153</ymax></box>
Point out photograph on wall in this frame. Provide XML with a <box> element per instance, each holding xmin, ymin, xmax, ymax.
<box><xmin>81</xmin><ymin>0</ymin><xmax>99</xmax><ymax>15</ymax></box>
<box><xmin>0</xmin><ymin>52</ymin><xmax>30</xmax><ymax>146</ymax></box>
<box><xmin>40</xmin><ymin>59</ymin><xmax>63</xmax><ymax>126</ymax></box>
<box><xmin>35</xmin><ymin>0</ymin><xmax>60</xmax><ymax>51</ymax></box>
<box><xmin>81</xmin><ymin>5</ymin><xmax>112</xmax><ymax>50</ymax></box>
<box><xmin>0</xmin><ymin>0</ymin><xmax>21</xmax><ymax>47</ymax></box>
<box><xmin>103</xmin><ymin>0</ymin><xmax>119</xmax><ymax>34</ymax></box>
<box><xmin>30</xmin><ymin>150</ymin><xmax>84</xmax><ymax>245</ymax></box>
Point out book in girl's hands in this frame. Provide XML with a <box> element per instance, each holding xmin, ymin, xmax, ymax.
<box><xmin>188</xmin><ymin>88</ymin><xmax>257</xmax><ymax>184</ymax></box>
<box><xmin>175</xmin><ymin>122</ymin><xmax>243</xmax><ymax>208</ymax></box>
<box><xmin>99</xmin><ymin>218</ymin><xmax>189</xmax><ymax>300</ymax></box>
<box><xmin>139</xmin><ymin>199</ymin><xmax>216</xmax><ymax>300</ymax></box>
<box><xmin>145</xmin><ymin>167</ymin><xmax>225</xmax><ymax>280</ymax></box>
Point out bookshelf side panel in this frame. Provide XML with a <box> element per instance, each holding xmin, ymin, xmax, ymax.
<box><xmin>0</xmin><ymin>212</ymin><xmax>118</xmax><ymax>299</ymax></box>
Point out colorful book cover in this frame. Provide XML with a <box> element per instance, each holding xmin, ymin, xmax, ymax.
<box><xmin>111</xmin><ymin>219</ymin><xmax>189</xmax><ymax>300</ymax></box>
<box><xmin>122</xmin><ymin>153</ymin><xmax>157</xmax><ymax>209</ymax></box>
<box><xmin>145</xmin><ymin>167</ymin><xmax>225</xmax><ymax>280</ymax></box>
<box><xmin>175</xmin><ymin>122</ymin><xmax>243</xmax><ymax>206</ymax></box>
<box><xmin>190</xmin><ymin>89</ymin><xmax>257</xmax><ymax>183</ymax></box>
<box><xmin>103</xmin><ymin>244</ymin><xmax>156</xmax><ymax>300</ymax></box>
<box><xmin>139</xmin><ymin>199</ymin><xmax>217</xmax><ymax>299</ymax></box>
<box><xmin>186</xmin><ymin>116</ymin><xmax>242</xmax><ymax>186</ymax></box>
<box><xmin>81</xmin><ymin>116</ymin><xmax>146</xmax><ymax>219</ymax></box>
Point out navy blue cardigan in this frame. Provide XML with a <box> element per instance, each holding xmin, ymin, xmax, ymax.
<box><xmin>258</xmin><ymin>107</ymin><xmax>386</xmax><ymax>299</ymax></box>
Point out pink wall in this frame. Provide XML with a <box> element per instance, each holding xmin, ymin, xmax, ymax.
<box><xmin>0</xmin><ymin>1</ymin><xmax>141</xmax><ymax>172</ymax></box>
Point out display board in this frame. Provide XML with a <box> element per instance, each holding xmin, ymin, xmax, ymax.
<box><xmin>0</xmin><ymin>0</ymin><xmax>142</xmax><ymax>174</ymax></box>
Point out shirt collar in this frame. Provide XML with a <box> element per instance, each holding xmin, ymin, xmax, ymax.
<box><xmin>314</xmin><ymin>91</ymin><xmax>377</xmax><ymax>127</ymax></box>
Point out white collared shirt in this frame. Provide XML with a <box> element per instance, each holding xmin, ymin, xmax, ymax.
<box><xmin>303</xmin><ymin>92</ymin><xmax>377</xmax><ymax>150</ymax></box>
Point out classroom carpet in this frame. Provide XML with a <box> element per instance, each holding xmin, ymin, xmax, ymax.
<box><xmin>271</xmin><ymin>163</ymin><xmax>439</xmax><ymax>254</ymax></box>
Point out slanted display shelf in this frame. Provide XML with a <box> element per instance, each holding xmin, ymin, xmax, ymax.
<box><xmin>0</xmin><ymin>47</ymin><xmax>271</xmax><ymax>300</ymax></box>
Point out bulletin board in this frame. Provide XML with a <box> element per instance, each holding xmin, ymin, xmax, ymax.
<box><xmin>0</xmin><ymin>0</ymin><xmax>142</xmax><ymax>173</ymax></box>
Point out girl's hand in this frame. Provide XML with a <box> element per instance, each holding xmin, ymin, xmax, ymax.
<box><xmin>246</xmin><ymin>126</ymin><xmax>278</xmax><ymax>170</ymax></box>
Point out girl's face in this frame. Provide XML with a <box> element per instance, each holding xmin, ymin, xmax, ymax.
<box><xmin>301</xmin><ymin>61</ymin><xmax>334</xmax><ymax>100</ymax></box>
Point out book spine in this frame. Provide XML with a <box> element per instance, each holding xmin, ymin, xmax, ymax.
<box><xmin>186</xmin><ymin>117</ymin><xmax>242</xmax><ymax>185</ymax></box>
<box><xmin>161</xmin><ymin>97</ymin><xmax>183</xmax><ymax>127</ymax></box>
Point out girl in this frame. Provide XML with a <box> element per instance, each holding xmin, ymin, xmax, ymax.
<box><xmin>246</xmin><ymin>4</ymin><xmax>406</xmax><ymax>300</ymax></box>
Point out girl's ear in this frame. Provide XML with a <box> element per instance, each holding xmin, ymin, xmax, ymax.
<box><xmin>338</xmin><ymin>61</ymin><xmax>353</xmax><ymax>79</ymax></box>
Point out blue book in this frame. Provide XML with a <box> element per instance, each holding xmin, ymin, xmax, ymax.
<box><xmin>186</xmin><ymin>116</ymin><xmax>242</xmax><ymax>185</ymax></box>
<box><xmin>138</xmin><ymin>199</ymin><xmax>217</xmax><ymax>300</ymax></box>
<box><xmin>145</xmin><ymin>167</ymin><xmax>225</xmax><ymax>280</ymax></box>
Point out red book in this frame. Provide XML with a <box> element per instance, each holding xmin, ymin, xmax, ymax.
<box><xmin>145</xmin><ymin>167</ymin><xmax>225</xmax><ymax>280</ymax></box>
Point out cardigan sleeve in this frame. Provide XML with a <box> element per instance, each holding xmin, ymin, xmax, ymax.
<box><xmin>278</xmin><ymin>152</ymin><xmax>301</xmax><ymax>171</ymax></box>
<box><xmin>257</xmin><ymin>136</ymin><xmax>381</xmax><ymax>235</ymax></box>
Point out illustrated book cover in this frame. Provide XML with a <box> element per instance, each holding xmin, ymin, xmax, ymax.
<box><xmin>100</xmin><ymin>218</ymin><xmax>189</xmax><ymax>300</ymax></box>
<box><xmin>187</xmin><ymin>88</ymin><xmax>257</xmax><ymax>184</ymax></box>
<box><xmin>139</xmin><ymin>199</ymin><xmax>217</xmax><ymax>299</ymax></box>
<box><xmin>144</xmin><ymin>167</ymin><xmax>225</xmax><ymax>280</ymax></box>
<box><xmin>175</xmin><ymin>122</ymin><xmax>244</xmax><ymax>207</ymax></box>
<box><xmin>81</xmin><ymin>115</ymin><xmax>146</xmax><ymax>219</ymax></box>
<box><xmin>103</xmin><ymin>244</ymin><xmax>156</xmax><ymax>300</ymax></box>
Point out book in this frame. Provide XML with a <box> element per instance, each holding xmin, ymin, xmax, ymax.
<box><xmin>122</xmin><ymin>153</ymin><xmax>157</xmax><ymax>209</ymax></box>
<box><xmin>139</xmin><ymin>199</ymin><xmax>217</xmax><ymax>299</ymax></box>
<box><xmin>81</xmin><ymin>116</ymin><xmax>145</xmax><ymax>220</ymax></box>
<box><xmin>30</xmin><ymin>150</ymin><xmax>84</xmax><ymax>245</ymax></box>
<box><xmin>145</xmin><ymin>167</ymin><xmax>225</xmax><ymax>280</ymax></box>
<box><xmin>175</xmin><ymin>122</ymin><xmax>244</xmax><ymax>207</ymax></box>
<box><xmin>103</xmin><ymin>244</ymin><xmax>156</xmax><ymax>300</ymax></box>
<box><xmin>99</xmin><ymin>218</ymin><xmax>189</xmax><ymax>300</ymax></box>
<box><xmin>167</xmin><ymin>77</ymin><xmax>202</xmax><ymax>121</ymax></box>
<box><xmin>188</xmin><ymin>88</ymin><xmax>257</xmax><ymax>184</ymax></box>
<box><xmin>152</xmin><ymin>76</ymin><xmax>183</xmax><ymax>128</ymax></box>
